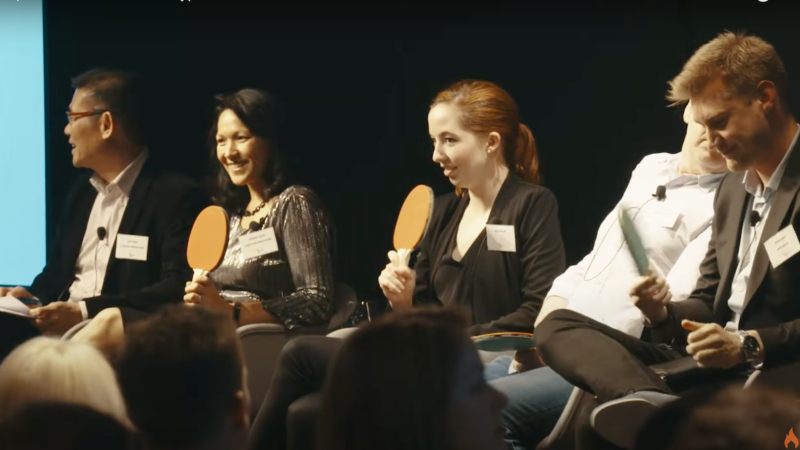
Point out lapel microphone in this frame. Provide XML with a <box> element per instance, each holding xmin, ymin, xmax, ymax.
<box><xmin>249</xmin><ymin>221</ymin><xmax>262</xmax><ymax>232</ymax></box>
<box><xmin>97</xmin><ymin>227</ymin><xmax>107</xmax><ymax>240</ymax></box>
<box><xmin>749</xmin><ymin>210</ymin><xmax>761</xmax><ymax>227</ymax></box>
<box><xmin>652</xmin><ymin>185</ymin><xmax>667</xmax><ymax>201</ymax></box>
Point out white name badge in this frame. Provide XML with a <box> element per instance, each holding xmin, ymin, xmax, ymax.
<box><xmin>647</xmin><ymin>205</ymin><xmax>681</xmax><ymax>229</ymax></box>
<box><xmin>486</xmin><ymin>224</ymin><xmax>516</xmax><ymax>252</ymax></box>
<box><xmin>116</xmin><ymin>234</ymin><xmax>149</xmax><ymax>261</ymax></box>
<box><xmin>764</xmin><ymin>224</ymin><xmax>800</xmax><ymax>268</ymax></box>
<box><xmin>239</xmin><ymin>227</ymin><xmax>279</xmax><ymax>260</ymax></box>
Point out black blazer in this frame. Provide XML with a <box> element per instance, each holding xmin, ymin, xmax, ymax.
<box><xmin>653</xmin><ymin>144</ymin><xmax>800</xmax><ymax>367</ymax></box>
<box><xmin>412</xmin><ymin>174</ymin><xmax>566</xmax><ymax>335</ymax></box>
<box><xmin>28</xmin><ymin>161</ymin><xmax>209</xmax><ymax>318</ymax></box>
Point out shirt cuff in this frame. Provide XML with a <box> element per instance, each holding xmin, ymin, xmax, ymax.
<box><xmin>79</xmin><ymin>301</ymin><xmax>89</xmax><ymax>320</ymax></box>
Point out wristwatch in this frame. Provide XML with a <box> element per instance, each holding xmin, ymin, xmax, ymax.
<box><xmin>737</xmin><ymin>330</ymin><xmax>761</xmax><ymax>363</ymax></box>
<box><xmin>232</xmin><ymin>302</ymin><xmax>242</xmax><ymax>326</ymax></box>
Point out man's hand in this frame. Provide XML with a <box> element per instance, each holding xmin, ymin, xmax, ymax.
<box><xmin>512</xmin><ymin>347</ymin><xmax>546</xmax><ymax>373</ymax></box>
<box><xmin>630</xmin><ymin>275</ymin><xmax>671</xmax><ymax>325</ymax></box>
<box><xmin>30</xmin><ymin>302</ymin><xmax>83</xmax><ymax>335</ymax></box>
<box><xmin>0</xmin><ymin>286</ymin><xmax>37</xmax><ymax>303</ymax></box>
<box><xmin>683</xmin><ymin>320</ymin><xmax>745</xmax><ymax>369</ymax></box>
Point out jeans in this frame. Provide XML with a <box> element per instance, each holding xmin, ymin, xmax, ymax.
<box><xmin>486</xmin><ymin>356</ymin><xmax>574</xmax><ymax>450</ymax></box>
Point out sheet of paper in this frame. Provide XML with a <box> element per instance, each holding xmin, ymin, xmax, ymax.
<box><xmin>0</xmin><ymin>295</ymin><xmax>32</xmax><ymax>318</ymax></box>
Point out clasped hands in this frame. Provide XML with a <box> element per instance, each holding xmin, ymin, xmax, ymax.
<box><xmin>183</xmin><ymin>272</ymin><xmax>232</xmax><ymax>314</ymax></box>
<box><xmin>630</xmin><ymin>273</ymin><xmax>751</xmax><ymax>369</ymax></box>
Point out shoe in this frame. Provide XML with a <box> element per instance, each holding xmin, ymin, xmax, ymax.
<box><xmin>590</xmin><ymin>391</ymin><xmax>678</xmax><ymax>449</ymax></box>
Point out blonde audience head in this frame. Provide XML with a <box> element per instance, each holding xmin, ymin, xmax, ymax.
<box><xmin>0</xmin><ymin>337</ymin><xmax>129</xmax><ymax>426</ymax></box>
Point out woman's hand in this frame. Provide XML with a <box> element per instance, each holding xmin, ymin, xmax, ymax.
<box><xmin>184</xmin><ymin>272</ymin><xmax>231</xmax><ymax>315</ymax></box>
<box><xmin>378</xmin><ymin>251</ymin><xmax>415</xmax><ymax>310</ymax></box>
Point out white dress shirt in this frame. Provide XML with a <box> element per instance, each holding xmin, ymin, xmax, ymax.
<box><xmin>551</xmin><ymin>153</ymin><xmax>725</xmax><ymax>337</ymax></box>
<box><xmin>726</xmin><ymin>129</ymin><xmax>800</xmax><ymax>331</ymax></box>
<box><xmin>68</xmin><ymin>150</ymin><xmax>149</xmax><ymax>319</ymax></box>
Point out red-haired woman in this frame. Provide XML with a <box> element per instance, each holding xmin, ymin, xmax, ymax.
<box><xmin>247</xmin><ymin>80</ymin><xmax>565</xmax><ymax>450</ymax></box>
<box><xmin>379</xmin><ymin>79</ymin><xmax>562</xmax><ymax>335</ymax></box>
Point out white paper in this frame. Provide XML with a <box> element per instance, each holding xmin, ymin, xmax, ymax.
<box><xmin>764</xmin><ymin>224</ymin><xmax>800</xmax><ymax>268</ymax></box>
<box><xmin>239</xmin><ymin>227</ymin><xmax>279</xmax><ymax>260</ymax></box>
<box><xmin>486</xmin><ymin>224</ymin><xmax>517</xmax><ymax>252</ymax></box>
<box><xmin>116</xmin><ymin>234</ymin><xmax>149</xmax><ymax>261</ymax></box>
<box><xmin>0</xmin><ymin>295</ymin><xmax>32</xmax><ymax>318</ymax></box>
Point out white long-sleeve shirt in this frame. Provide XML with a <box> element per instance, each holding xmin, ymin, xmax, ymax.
<box><xmin>550</xmin><ymin>153</ymin><xmax>725</xmax><ymax>337</ymax></box>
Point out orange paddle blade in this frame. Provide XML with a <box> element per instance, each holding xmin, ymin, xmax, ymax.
<box><xmin>187</xmin><ymin>206</ymin><xmax>229</xmax><ymax>272</ymax></box>
<box><xmin>393</xmin><ymin>185</ymin><xmax>434</xmax><ymax>250</ymax></box>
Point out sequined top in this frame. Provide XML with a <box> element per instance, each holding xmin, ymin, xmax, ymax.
<box><xmin>211</xmin><ymin>186</ymin><xmax>335</xmax><ymax>329</ymax></box>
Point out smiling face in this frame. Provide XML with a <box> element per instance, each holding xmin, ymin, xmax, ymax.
<box><xmin>64</xmin><ymin>88</ymin><xmax>108</xmax><ymax>170</ymax></box>
<box><xmin>215</xmin><ymin>109</ymin><xmax>270</xmax><ymax>188</ymax></box>
<box><xmin>428</xmin><ymin>103</ymin><xmax>495</xmax><ymax>190</ymax></box>
<box><xmin>445</xmin><ymin>340</ymin><xmax>509</xmax><ymax>450</ymax></box>
<box><xmin>691</xmin><ymin>77</ymin><xmax>772</xmax><ymax>173</ymax></box>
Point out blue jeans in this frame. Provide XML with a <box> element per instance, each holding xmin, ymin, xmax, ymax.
<box><xmin>485</xmin><ymin>356</ymin><xmax>574</xmax><ymax>450</ymax></box>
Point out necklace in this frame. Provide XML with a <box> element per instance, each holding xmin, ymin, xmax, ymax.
<box><xmin>243</xmin><ymin>200</ymin><xmax>268</xmax><ymax>217</ymax></box>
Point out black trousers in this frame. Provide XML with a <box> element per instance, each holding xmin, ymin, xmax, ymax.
<box><xmin>247</xmin><ymin>336</ymin><xmax>343</xmax><ymax>450</ymax></box>
<box><xmin>535</xmin><ymin>309</ymin><xmax>685</xmax><ymax>402</ymax></box>
<box><xmin>0</xmin><ymin>314</ymin><xmax>41</xmax><ymax>363</ymax></box>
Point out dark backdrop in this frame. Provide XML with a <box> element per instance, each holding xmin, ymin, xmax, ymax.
<box><xmin>42</xmin><ymin>0</ymin><xmax>800</xmax><ymax>301</ymax></box>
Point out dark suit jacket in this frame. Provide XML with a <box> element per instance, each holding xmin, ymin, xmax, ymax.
<box><xmin>28</xmin><ymin>161</ymin><xmax>209</xmax><ymax>318</ymax></box>
<box><xmin>653</xmin><ymin>144</ymin><xmax>800</xmax><ymax>367</ymax></box>
<box><xmin>412</xmin><ymin>173</ymin><xmax>566</xmax><ymax>335</ymax></box>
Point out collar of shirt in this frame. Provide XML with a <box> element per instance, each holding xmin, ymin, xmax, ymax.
<box><xmin>660</xmin><ymin>154</ymin><xmax>726</xmax><ymax>192</ymax></box>
<box><xmin>742</xmin><ymin>127</ymin><xmax>800</xmax><ymax>199</ymax></box>
<box><xmin>89</xmin><ymin>148</ymin><xmax>149</xmax><ymax>197</ymax></box>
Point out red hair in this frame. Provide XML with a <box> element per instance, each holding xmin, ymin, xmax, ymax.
<box><xmin>431</xmin><ymin>80</ymin><xmax>541</xmax><ymax>190</ymax></box>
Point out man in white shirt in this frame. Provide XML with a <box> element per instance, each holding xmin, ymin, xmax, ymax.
<box><xmin>0</xmin><ymin>69</ymin><xmax>208</xmax><ymax>361</ymax></box>
<box><xmin>536</xmin><ymin>32</ymin><xmax>800</xmax><ymax>450</ymax></box>
<box><xmin>484</xmin><ymin>101</ymin><xmax>728</xmax><ymax>450</ymax></box>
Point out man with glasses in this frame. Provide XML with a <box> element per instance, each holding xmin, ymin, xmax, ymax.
<box><xmin>0</xmin><ymin>69</ymin><xmax>208</xmax><ymax>361</ymax></box>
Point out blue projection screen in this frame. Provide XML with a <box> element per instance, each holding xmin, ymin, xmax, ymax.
<box><xmin>0</xmin><ymin>0</ymin><xmax>47</xmax><ymax>286</ymax></box>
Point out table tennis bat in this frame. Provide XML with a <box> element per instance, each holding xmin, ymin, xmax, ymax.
<box><xmin>618</xmin><ymin>205</ymin><xmax>650</xmax><ymax>276</ymax></box>
<box><xmin>472</xmin><ymin>332</ymin><xmax>536</xmax><ymax>352</ymax></box>
<box><xmin>390</xmin><ymin>185</ymin><xmax>434</xmax><ymax>267</ymax></box>
<box><xmin>187</xmin><ymin>206</ymin><xmax>229</xmax><ymax>280</ymax></box>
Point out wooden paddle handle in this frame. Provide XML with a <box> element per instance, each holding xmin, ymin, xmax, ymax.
<box><xmin>192</xmin><ymin>268</ymin><xmax>209</xmax><ymax>282</ymax></box>
<box><xmin>389</xmin><ymin>249</ymin><xmax>412</xmax><ymax>268</ymax></box>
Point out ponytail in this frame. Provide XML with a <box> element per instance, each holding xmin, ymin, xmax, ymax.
<box><xmin>512</xmin><ymin>123</ymin><xmax>541</xmax><ymax>184</ymax></box>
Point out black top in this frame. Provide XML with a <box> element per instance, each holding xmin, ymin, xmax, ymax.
<box><xmin>411</xmin><ymin>173</ymin><xmax>566</xmax><ymax>335</ymax></box>
<box><xmin>29</xmin><ymin>161</ymin><xmax>210</xmax><ymax>318</ymax></box>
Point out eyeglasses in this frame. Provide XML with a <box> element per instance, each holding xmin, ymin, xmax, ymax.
<box><xmin>65</xmin><ymin>110</ymin><xmax>110</xmax><ymax>124</ymax></box>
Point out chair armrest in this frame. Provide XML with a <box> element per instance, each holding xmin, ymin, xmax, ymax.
<box><xmin>61</xmin><ymin>319</ymin><xmax>92</xmax><ymax>341</ymax></box>
<box><xmin>327</xmin><ymin>327</ymin><xmax>358</xmax><ymax>339</ymax></box>
<box><xmin>237</xmin><ymin>323</ymin><xmax>286</xmax><ymax>337</ymax></box>
<box><xmin>536</xmin><ymin>386</ymin><xmax>585</xmax><ymax>450</ymax></box>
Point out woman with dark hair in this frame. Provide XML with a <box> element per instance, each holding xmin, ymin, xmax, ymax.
<box><xmin>318</xmin><ymin>307</ymin><xmax>509</xmax><ymax>450</ymax></box>
<box><xmin>247</xmin><ymin>79</ymin><xmax>565</xmax><ymax>450</ymax></box>
<box><xmin>183</xmin><ymin>88</ymin><xmax>335</xmax><ymax>328</ymax></box>
<box><xmin>72</xmin><ymin>90</ymin><xmax>335</xmax><ymax>353</ymax></box>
